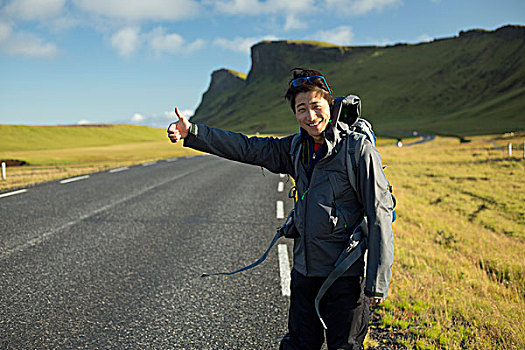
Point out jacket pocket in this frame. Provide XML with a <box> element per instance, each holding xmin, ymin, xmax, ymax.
<box><xmin>330</xmin><ymin>202</ymin><xmax>349</xmax><ymax>236</ymax></box>
<box><xmin>318</xmin><ymin>203</ymin><xmax>348</xmax><ymax>239</ymax></box>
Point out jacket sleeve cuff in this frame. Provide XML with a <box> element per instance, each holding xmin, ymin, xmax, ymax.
<box><xmin>183</xmin><ymin>123</ymin><xmax>198</xmax><ymax>147</ymax></box>
<box><xmin>188</xmin><ymin>123</ymin><xmax>198</xmax><ymax>136</ymax></box>
<box><xmin>365</xmin><ymin>290</ymin><xmax>386</xmax><ymax>298</ymax></box>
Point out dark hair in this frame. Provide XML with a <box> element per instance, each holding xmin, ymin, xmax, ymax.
<box><xmin>284</xmin><ymin>67</ymin><xmax>334</xmax><ymax>113</ymax></box>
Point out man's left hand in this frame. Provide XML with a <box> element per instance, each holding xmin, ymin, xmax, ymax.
<box><xmin>368</xmin><ymin>297</ymin><xmax>385</xmax><ymax>306</ymax></box>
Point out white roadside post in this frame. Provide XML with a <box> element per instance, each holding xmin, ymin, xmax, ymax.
<box><xmin>1</xmin><ymin>162</ymin><xmax>6</xmax><ymax>180</ymax></box>
<box><xmin>508</xmin><ymin>143</ymin><xmax>512</xmax><ymax>157</ymax></box>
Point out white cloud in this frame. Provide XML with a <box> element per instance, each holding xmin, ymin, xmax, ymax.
<box><xmin>164</xmin><ymin>110</ymin><xmax>177</xmax><ymax>120</ymax></box>
<box><xmin>208</xmin><ymin>0</ymin><xmax>266</xmax><ymax>15</ymax></box>
<box><xmin>213</xmin><ymin>35</ymin><xmax>277</xmax><ymax>53</ymax></box>
<box><xmin>313</xmin><ymin>25</ymin><xmax>354</xmax><ymax>45</ymax></box>
<box><xmin>164</xmin><ymin>109</ymin><xmax>194</xmax><ymax>121</ymax></box>
<box><xmin>2</xmin><ymin>31</ymin><xmax>57</xmax><ymax>58</ymax></box>
<box><xmin>77</xmin><ymin>119</ymin><xmax>91</xmax><ymax>125</ymax></box>
<box><xmin>416</xmin><ymin>33</ymin><xmax>433</xmax><ymax>43</ymax></box>
<box><xmin>180</xmin><ymin>109</ymin><xmax>194</xmax><ymax>118</ymax></box>
<box><xmin>325</xmin><ymin>0</ymin><xmax>402</xmax><ymax>15</ymax></box>
<box><xmin>126</xmin><ymin>110</ymin><xmax>194</xmax><ymax>128</ymax></box>
<box><xmin>284</xmin><ymin>14</ymin><xmax>306</xmax><ymax>31</ymax></box>
<box><xmin>131</xmin><ymin>113</ymin><xmax>145</xmax><ymax>122</ymax></box>
<box><xmin>208</xmin><ymin>0</ymin><xmax>314</xmax><ymax>15</ymax></box>
<box><xmin>4</xmin><ymin>0</ymin><xmax>66</xmax><ymax>20</ymax></box>
<box><xmin>206</xmin><ymin>0</ymin><xmax>316</xmax><ymax>32</ymax></box>
<box><xmin>73</xmin><ymin>0</ymin><xmax>200</xmax><ymax>21</ymax></box>
<box><xmin>110</xmin><ymin>26</ymin><xmax>204</xmax><ymax>57</ymax></box>
<box><xmin>111</xmin><ymin>27</ymin><xmax>142</xmax><ymax>57</ymax></box>
<box><xmin>185</xmin><ymin>39</ymin><xmax>205</xmax><ymax>53</ymax></box>
<box><xmin>148</xmin><ymin>27</ymin><xmax>184</xmax><ymax>53</ymax></box>
<box><xmin>147</xmin><ymin>27</ymin><xmax>204</xmax><ymax>55</ymax></box>
<box><xmin>49</xmin><ymin>15</ymin><xmax>82</xmax><ymax>31</ymax></box>
<box><xmin>0</xmin><ymin>22</ymin><xmax>12</xmax><ymax>42</ymax></box>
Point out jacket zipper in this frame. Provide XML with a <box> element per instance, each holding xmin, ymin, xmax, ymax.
<box><xmin>302</xmin><ymin>184</ymin><xmax>309</xmax><ymax>276</ymax></box>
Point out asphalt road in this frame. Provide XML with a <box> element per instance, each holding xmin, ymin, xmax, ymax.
<box><xmin>0</xmin><ymin>156</ymin><xmax>295</xmax><ymax>349</ymax></box>
<box><xmin>404</xmin><ymin>133</ymin><xmax>435</xmax><ymax>146</ymax></box>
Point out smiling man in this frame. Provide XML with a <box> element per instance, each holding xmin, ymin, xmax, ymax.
<box><xmin>167</xmin><ymin>68</ymin><xmax>394</xmax><ymax>350</ymax></box>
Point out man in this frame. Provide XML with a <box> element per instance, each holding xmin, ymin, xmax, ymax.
<box><xmin>168</xmin><ymin>68</ymin><xmax>394</xmax><ymax>350</ymax></box>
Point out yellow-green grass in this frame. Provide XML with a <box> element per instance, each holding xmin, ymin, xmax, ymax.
<box><xmin>0</xmin><ymin>124</ymin><xmax>170</xmax><ymax>151</ymax></box>
<box><xmin>0</xmin><ymin>124</ymin><xmax>202</xmax><ymax>190</ymax></box>
<box><xmin>367</xmin><ymin>133</ymin><xmax>525</xmax><ymax>349</ymax></box>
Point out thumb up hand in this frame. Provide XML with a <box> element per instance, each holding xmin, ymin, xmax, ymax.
<box><xmin>167</xmin><ymin>107</ymin><xmax>191</xmax><ymax>143</ymax></box>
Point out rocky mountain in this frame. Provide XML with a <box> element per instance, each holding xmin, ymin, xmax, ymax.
<box><xmin>191</xmin><ymin>25</ymin><xmax>525</xmax><ymax>136</ymax></box>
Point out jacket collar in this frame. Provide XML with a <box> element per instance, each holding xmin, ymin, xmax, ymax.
<box><xmin>298</xmin><ymin>112</ymin><xmax>348</xmax><ymax>160</ymax></box>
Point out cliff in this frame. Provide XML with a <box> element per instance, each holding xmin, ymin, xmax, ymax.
<box><xmin>192</xmin><ymin>69</ymin><xmax>246</xmax><ymax>123</ymax></box>
<box><xmin>191</xmin><ymin>25</ymin><xmax>525</xmax><ymax>136</ymax></box>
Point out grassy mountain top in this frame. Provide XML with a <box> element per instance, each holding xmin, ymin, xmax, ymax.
<box><xmin>224</xmin><ymin>69</ymin><xmax>247</xmax><ymax>80</ymax></box>
<box><xmin>192</xmin><ymin>25</ymin><xmax>525</xmax><ymax>136</ymax></box>
<box><xmin>259</xmin><ymin>39</ymin><xmax>344</xmax><ymax>48</ymax></box>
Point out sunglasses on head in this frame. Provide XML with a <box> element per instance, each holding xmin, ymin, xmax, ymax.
<box><xmin>290</xmin><ymin>75</ymin><xmax>332</xmax><ymax>94</ymax></box>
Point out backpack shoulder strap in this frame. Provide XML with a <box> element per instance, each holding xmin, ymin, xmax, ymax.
<box><xmin>290</xmin><ymin>133</ymin><xmax>302</xmax><ymax>177</ymax></box>
<box><xmin>345</xmin><ymin>134</ymin><xmax>365</xmax><ymax>196</ymax></box>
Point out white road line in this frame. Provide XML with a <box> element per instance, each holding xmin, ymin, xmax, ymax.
<box><xmin>109</xmin><ymin>166</ymin><xmax>129</xmax><ymax>173</ymax></box>
<box><xmin>166</xmin><ymin>157</ymin><xmax>179</xmax><ymax>162</ymax></box>
<box><xmin>0</xmin><ymin>166</ymin><xmax>208</xmax><ymax>261</ymax></box>
<box><xmin>276</xmin><ymin>200</ymin><xmax>284</xmax><ymax>219</ymax></box>
<box><xmin>279</xmin><ymin>173</ymin><xmax>285</xmax><ymax>178</ymax></box>
<box><xmin>0</xmin><ymin>189</ymin><xmax>28</xmax><ymax>199</ymax></box>
<box><xmin>142</xmin><ymin>161</ymin><xmax>157</xmax><ymax>167</ymax></box>
<box><xmin>277</xmin><ymin>182</ymin><xmax>284</xmax><ymax>192</ymax></box>
<box><xmin>278</xmin><ymin>244</ymin><xmax>291</xmax><ymax>297</ymax></box>
<box><xmin>60</xmin><ymin>175</ymin><xmax>90</xmax><ymax>184</ymax></box>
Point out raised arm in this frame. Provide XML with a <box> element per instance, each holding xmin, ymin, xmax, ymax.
<box><xmin>167</xmin><ymin>108</ymin><xmax>296</xmax><ymax>176</ymax></box>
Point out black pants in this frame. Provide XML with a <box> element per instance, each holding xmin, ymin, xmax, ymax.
<box><xmin>280</xmin><ymin>269</ymin><xmax>369</xmax><ymax>350</ymax></box>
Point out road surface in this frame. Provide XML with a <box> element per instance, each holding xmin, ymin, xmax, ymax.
<box><xmin>0</xmin><ymin>156</ymin><xmax>294</xmax><ymax>349</ymax></box>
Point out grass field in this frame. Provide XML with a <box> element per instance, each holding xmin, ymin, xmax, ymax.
<box><xmin>0</xmin><ymin>124</ymin><xmax>201</xmax><ymax>190</ymax></box>
<box><xmin>1</xmin><ymin>125</ymin><xmax>524</xmax><ymax>349</ymax></box>
<box><xmin>368</xmin><ymin>132</ymin><xmax>525</xmax><ymax>349</ymax></box>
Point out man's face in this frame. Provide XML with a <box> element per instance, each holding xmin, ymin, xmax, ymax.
<box><xmin>295</xmin><ymin>90</ymin><xmax>331</xmax><ymax>143</ymax></box>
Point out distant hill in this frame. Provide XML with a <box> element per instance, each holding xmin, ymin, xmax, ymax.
<box><xmin>191</xmin><ymin>25</ymin><xmax>525</xmax><ymax>136</ymax></box>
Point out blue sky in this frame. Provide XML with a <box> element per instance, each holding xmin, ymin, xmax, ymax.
<box><xmin>0</xmin><ymin>0</ymin><xmax>523</xmax><ymax>127</ymax></box>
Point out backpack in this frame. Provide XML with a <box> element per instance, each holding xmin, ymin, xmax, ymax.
<box><xmin>334</xmin><ymin>95</ymin><xmax>397</xmax><ymax>222</ymax></box>
<box><xmin>308</xmin><ymin>95</ymin><xmax>397</xmax><ymax>328</ymax></box>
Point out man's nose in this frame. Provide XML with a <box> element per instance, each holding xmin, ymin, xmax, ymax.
<box><xmin>306</xmin><ymin>108</ymin><xmax>316</xmax><ymax>120</ymax></box>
